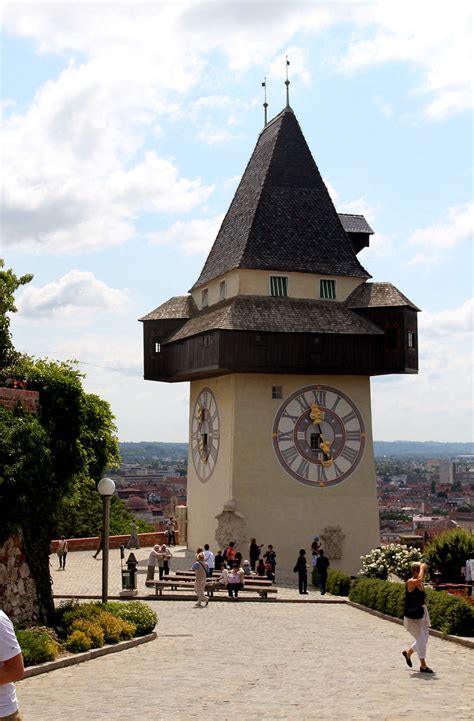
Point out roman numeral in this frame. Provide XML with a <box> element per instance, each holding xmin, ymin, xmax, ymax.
<box><xmin>331</xmin><ymin>395</ymin><xmax>341</xmax><ymax>412</ymax></box>
<box><xmin>209</xmin><ymin>445</ymin><xmax>218</xmax><ymax>463</ymax></box>
<box><xmin>282</xmin><ymin>410</ymin><xmax>299</xmax><ymax>422</ymax></box>
<box><xmin>202</xmin><ymin>391</ymin><xmax>209</xmax><ymax>408</ymax></box>
<box><xmin>333</xmin><ymin>461</ymin><xmax>343</xmax><ymax>477</ymax></box>
<box><xmin>313</xmin><ymin>389</ymin><xmax>326</xmax><ymax>406</ymax></box>
<box><xmin>296</xmin><ymin>459</ymin><xmax>310</xmax><ymax>479</ymax></box>
<box><xmin>342</xmin><ymin>410</ymin><xmax>357</xmax><ymax>424</ymax></box>
<box><xmin>294</xmin><ymin>395</ymin><xmax>309</xmax><ymax>412</ymax></box>
<box><xmin>317</xmin><ymin>464</ymin><xmax>327</xmax><ymax>482</ymax></box>
<box><xmin>282</xmin><ymin>445</ymin><xmax>299</xmax><ymax>465</ymax></box>
<box><xmin>341</xmin><ymin>446</ymin><xmax>358</xmax><ymax>464</ymax></box>
<box><xmin>346</xmin><ymin>430</ymin><xmax>361</xmax><ymax>442</ymax></box>
<box><xmin>278</xmin><ymin>430</ymin><xmax>294</xmax><ymax>442</ymax></box>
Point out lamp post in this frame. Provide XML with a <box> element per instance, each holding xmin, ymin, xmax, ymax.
<box><xmin>97</xmin><ymin>477</ymin><xmax>116</xmax><ymax>603</ymax></box>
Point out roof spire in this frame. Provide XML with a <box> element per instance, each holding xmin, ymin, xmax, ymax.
<box><xmin>262</xmin><ymin>77</ymin><xmax>268</xmax><ymax>127</ymax></box>
<box><xmin>285</xmin><ymin>55</ymin><xmax>290</xmax><ymax>108</ymax></box>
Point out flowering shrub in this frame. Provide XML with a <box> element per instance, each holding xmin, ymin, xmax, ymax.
<box><xmin>359</xmin><ymin>544</ymin><xmax>423</xmax><ymax>581</ymax></box>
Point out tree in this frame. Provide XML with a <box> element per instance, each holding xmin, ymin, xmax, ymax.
<box><xmin>424</xmin><ymin>529</ymin><xmax>474</xmax><ymax>582</ymax></box>
<box><xmin>0</xmin><ymin>259</ymin><xmax>33</xmax><ymax>367</ymax></box>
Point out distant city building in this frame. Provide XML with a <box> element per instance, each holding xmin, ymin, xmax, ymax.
<box><xmin>439</xmin><ymin>460</ymin><xmax>456</xmax><ymax>485</ymax></box>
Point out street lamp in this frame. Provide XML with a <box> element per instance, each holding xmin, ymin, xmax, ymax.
<box><xmin>98</xmin><ymin>477</ymin><xmax>116</xmax><ymax>603</ymax></box>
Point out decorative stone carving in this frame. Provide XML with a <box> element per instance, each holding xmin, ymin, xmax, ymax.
<box><xmin>321</xmin><ymin>525</ymin><xmax>345</xmax><ymax>560</ymax></box>
<box><xmin>215</xmin><ymin>499</ymin><xmax>247</xmax><ymax>551</ymax></box>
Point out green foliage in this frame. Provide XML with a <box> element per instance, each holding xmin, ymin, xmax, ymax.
<box><xmin>0</xmin><ymin>259</ymin><xmax>33</xmax><ymax>367</ymax></box>
<box><xmin>102</xmin><ymin>601</ymin><xmax>157</xmax><ymax>636</ymax></box>
<box><xmin>324</xmin><ymin>568</ymin><xmax>352</xmax><ymax>596</ymax></box>
<box><xmin>95</xmin><ymin>612</ymin><xmax>136</xmax><ymax>643</ymax></box>
<box><xmin>71</xmin><ymin>619</ymin><xmax>104</xmax><ymax>648</ymax></box>
<box><xmin>359</xmin><ymin>544</ymin><xmax>423</xmax><ymax>581</ymax></box>
<box><xmin>65</xmin><ymin>630</ymin><xmax>92</xmax><ymax>653</ymax></box>
<box><xmin>424</xmin><ymin>529</ymin><xmax>474</xmax><ymax>582</ymax></box>
<box><xmin>16</xmin><ymin>627</ymin><xmax>60</xmax><ymax>667</ymax></box>
<box><xmin>349</xmin><ymin>578</ymin><xmax>474</xmax><ymax>636</ymax></box>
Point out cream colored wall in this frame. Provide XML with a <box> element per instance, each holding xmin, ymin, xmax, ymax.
<box><xmin>191</xmin><ymin>269</ymin><xmax>364</xmax><ymax>308</ymax></box>
<box><xmin>187</xmin><ymin>373</ymin><xmax>380</xmax><ymax>575</ymax></box>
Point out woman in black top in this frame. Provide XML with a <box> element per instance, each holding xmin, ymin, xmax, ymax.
<box><xmin>249</xmin><ymin>538</ymin><xmax>263</xmax><ymax>571</ymax></box>
<box><xmin>294</xmin><ymin>549</ymin><xmax>308</xmax><ymax>594</ymax></box>
<box><xmin>402</xmin><ymin>562</ymin><xmax>433</xmax><ymax>673</ymax></box>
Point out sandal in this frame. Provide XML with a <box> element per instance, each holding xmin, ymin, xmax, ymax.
<box><xmin>402</xmin><ymin>651</ymin><xmax>413</xmax><ymax>668</ymax></box>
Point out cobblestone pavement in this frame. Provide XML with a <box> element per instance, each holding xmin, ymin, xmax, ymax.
<box><xmin>16</xmin><ymin>550</ymin><xmax>474</xmax><ymax>721</ymax></box>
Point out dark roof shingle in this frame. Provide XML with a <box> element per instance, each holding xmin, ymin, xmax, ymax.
<box><xmin>338</xmin><ymin>214</ymin><xmax>374</xmax><ymax>235</ymax></box>
<box><xmin>192</xmin><ymin>108</ymin><xmax>370</xmax><ymax>289</ymax></box>
<box><xmin>139</xmin><ymin>295</ymin><xmax>197</xmax><ymax>321</ymax></box>
<box><xmin>345</xmin><ymin>283</ymin><xmax>420</xmax><ymax>311</ymax></box>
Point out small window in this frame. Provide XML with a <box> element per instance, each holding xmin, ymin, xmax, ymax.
<box><xmin>320</xmin><ymin>279</ymin><xmax>336</xmax><ymax>299</ymax></box>
<box><xmin>219</xmin><ymin>280</ymin><xmax>226</xmax><ymax>301</ymax></box>
<box><xmin>202</xmin><ymin>334</ymin><xmax>212</xmax><ymax>347</ymax></box>
<box><xmin>270</xmin><ymin>276</ymin><xmax>288</xmax><ymax>297</ymax></box>
<box><xmin>310</xmin><ymin>433</ymin><xmax>320</xmax><ymax>450</ymax></box>
<box><xmin>408</xmin><ymin>332</ymin><xmax>416</xmax><ymax>349</ymax></box>
<box><xmin>154</xmin><ymin>342</ymin><xmax>161</xmax><ymax>353</ymax></box>
<box><xmin>272</xmin><ymin>385</ymin><xmax>282</xmax><ymax>399</ymax></box>
<box><xmin>201</xmin><ymin>288</ymin><xmax>209</xmax><ymax>308</ymax></box>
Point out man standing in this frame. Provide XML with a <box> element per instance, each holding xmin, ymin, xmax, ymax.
<box><xmin>191</xmin><ymin>552</ymin><xmax>209</xmax><ymax>608</ymax></box>
<box><xmin>166</xmin><ymin>517</ymin><xmax>176</xmax><ymax>546</ymax></box>
<box><xmin>203</xmin><ymin>544</ymin><xmax>215</xmax><ymax>577</ymax></box>
<box><xmin>315</xmin><ymin>549</ymin><xmax>330</xmax><ymax>595</ymax></box>
<box><xmin>0</xmin><ymin>609</ymin><xmax>24</xmax><ymax>721</ymax></box>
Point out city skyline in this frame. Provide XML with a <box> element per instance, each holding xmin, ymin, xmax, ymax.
<box><xmin>2</xmin><ymin>2</ymin><xmax>472</xmax><ymax>442</ymax></box>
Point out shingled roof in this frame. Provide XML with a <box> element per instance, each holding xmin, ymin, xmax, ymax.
<box><xmin>164</xmin><ymin>295</ymin><xmax>383</xmax><ymax>342</ymax></box>
<box><xmin>191</xmin><ymin>108</ymin><xmax>370</xmax><ymax>290</ymax></box>
<box><xmin>345</xmin><ymin>283</ymin><xmax>420</xmax><ymax>311</ymax></box>
<box><xmin>338</xmin><ymin>214</ymin><xmax>374</xmax><ymax>235</ymax></box>
<box><xmin>139</xmin><ymin>295</ymin><xmax>197</xmax><ymax>321</ymax></box>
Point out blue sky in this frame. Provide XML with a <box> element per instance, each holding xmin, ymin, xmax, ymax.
<box><xmin>1</xmin><ymin>1</ymin><xmax>473</xmax><ymax>442</ymax></box>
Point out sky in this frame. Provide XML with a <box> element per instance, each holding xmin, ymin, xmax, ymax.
<box><xmin>1</xmin><ymin>0</ymin><xmax>473</xmax><ymax>443</ymax></box>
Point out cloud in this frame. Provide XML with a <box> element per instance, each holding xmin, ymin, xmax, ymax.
<box><xmin>419</xmin><ymin>298</ymin><xmax>474</xmax><ymax>339</ymax></box>
<box><xmin>408</xmin><ymin>203</ymin><xmax>473</xmax><ymax>265</ymax></box>
<box><xmin>17</xmin><ymin>270</ymin><xmax>130</xmax><ymax>319</ymax></box>
<box><xmin>338</xmin><ymin>0</ymin><xmax>473</xmax><ymax>119</ymax></box>
<box><xmin>148</xmin><ymin>214</ymin><xmax>225</xmax><ymax>255</ymax></box>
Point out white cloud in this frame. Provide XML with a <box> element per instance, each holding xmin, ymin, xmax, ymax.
<box><xmin>149</xmin><ymin>214</ymin><xmax>224</xmax><ymax>256</ymax></box>
<box><xmin>419</xmin><ymin>298</ymin><xmax>474</xmax><ymax>339</ymax></box>
<box><xmin>338</xmin><ymin>0</ymin><xmax>473</xmax><ymax>118</ymax></box>
<box><xmin>408</xmin><ymin>203</ymin><xmax>473</xmax><ymax>265</ymax></box>
<box><xmin>17</xmin><ymin>271</ymin><xmax>130</xmax><ymax>320</ymax></box>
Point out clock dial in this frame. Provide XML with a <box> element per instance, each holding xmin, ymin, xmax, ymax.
<box><xmin>191</xmin><ymin>387</ymin><xmax>220</xmax><ymax>482</ymax></box>
<box><xmin>272</xmin><ymin>385</ymin><xmax>365</xmax><ymax>487</ymax></box>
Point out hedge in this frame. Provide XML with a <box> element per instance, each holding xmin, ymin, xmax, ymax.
<box><xmin>312</xmin><ymin>567</ymin><xmax>351</xmax><ymax>596</ymax></box>
<box><xmin>349</xmin><ymin>577</ymin><xmax>474</xmax><ymax>637</ymax></box>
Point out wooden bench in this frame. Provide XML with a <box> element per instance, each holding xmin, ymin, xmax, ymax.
<box><xmin>145</xmin><ymin>578</ymin><xmax>277</xmax><ymax>599</ymax></box>
<box><xmin>174</xmin><ymin>570</ymin><xmax>273</xmax><ymax>587</ymax></box>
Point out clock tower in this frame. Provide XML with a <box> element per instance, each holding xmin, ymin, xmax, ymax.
<box><xmin>141</xmin><ymin>106</ymin><xmax>419</xmax><ymax>574</ymax></box>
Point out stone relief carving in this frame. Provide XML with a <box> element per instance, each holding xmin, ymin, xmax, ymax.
<box><xmin>215</xmin><ymin>499</ymin><xmax>247</xmax><ymax>551</ymax></box>
<box><xmin>321</xmin><ymin>525</ymin><xmax>345</xmax><ymax>560</ymax></box>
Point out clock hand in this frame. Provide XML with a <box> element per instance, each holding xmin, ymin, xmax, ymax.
<box><xmin>317</xmin><ymin>426</ymin><xmax>333</xmax><ymax>466</ymax></box>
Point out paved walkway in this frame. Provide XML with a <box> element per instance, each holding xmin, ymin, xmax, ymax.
<box><xmin>16</xmin><ymin>550</ymin><xmax>474</xmax><ymax>720</ymax></box>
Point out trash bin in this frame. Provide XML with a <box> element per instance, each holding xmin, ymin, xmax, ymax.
<box><xmin>121</xmin><ymin>552</ymin><xmax>138</xmax><ymax>590</ymax></box>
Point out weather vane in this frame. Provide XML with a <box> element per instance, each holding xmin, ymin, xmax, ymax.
<box><xmin>262</xmin><ymin>77</ymin><xmax>268</xmax><ymax>127</ymax></box>
<box><xmin>285</xmin><ymin>55</ymin><xmax>290</xmax><ymax>108</ymax></box>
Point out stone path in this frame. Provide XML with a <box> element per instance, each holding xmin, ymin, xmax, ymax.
<box><xmin>15</xmin><ymin>549</ymin><xmax>474</xmax><ymax>720</ymax></box>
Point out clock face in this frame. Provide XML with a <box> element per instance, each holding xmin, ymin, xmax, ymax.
<box><xmin>191</xmin><ymin>387</ymin><xmax>220</xmax><ymax>482</ymax></box>
<box><xmin>272</xmin><ymin>385</ymin><xmax>366</xmax><ymax>487</ymax></box>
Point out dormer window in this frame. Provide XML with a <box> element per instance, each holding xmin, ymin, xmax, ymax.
<box><xmin>270</xmin><ymin>276</ymin><xmax>288</xmax><ymax>297</ymax></box>
<box><xmin>408</xmin><ymin>331</ymin><xmax>416</xmax><ymax>349</ymax></box>
<box><xmin>201</xmin><ymin>288</ymin><xmax>209</xmax><ymax>308</ymax></box>
<box><xmin>320</xmin><ymin>279</ymin><xmax>336</xmax><ymax>300</ymax></box>
<box><xmin>219</xmin><ymin>280</ymin><xmax>226</xmax><ymax>301</ymax></box>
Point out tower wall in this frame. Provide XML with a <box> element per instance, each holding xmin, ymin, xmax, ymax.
<box><xmin>187</xmin><ymin>373</ymin><xmax>380</xmax><ymax>575</ymax></box>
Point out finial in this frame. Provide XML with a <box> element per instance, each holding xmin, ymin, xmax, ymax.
<box><xmin>285</xmin><ymin>55</ymin><xmax>290</xmax><ymax>108</ymax></box>
<box><xmin>262</xmin><ymin>78</ymin><xmax>268</xmax><ymax>126</ymax></box>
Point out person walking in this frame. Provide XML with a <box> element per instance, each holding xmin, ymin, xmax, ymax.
<box><xmin>57</xmin><ymin>536</ymin><xmax>68</xmax><ymax>570</ymax></box>
<box><xmin>401</xmin><ymin>562</ymin><xmax>434</xmax><ymax>673</ymax></box>
<box><xmin>192</xmin><ymin>551</ymin><xmax>209</xmax><ymax>607</ymax></box>
<box><xmin>203</xmin><ymin>544</ymin><xmax>215</xmax><ymax>577</ymax></box>
<box><xmin>0</xmin><ymin>609</ymin><xmax>25</xmax><ymax>721</ymax></box>
<box><xmin>249</xmin><ymin>538</ymin><xmax>263</xmax><ymax>571</ymax></box>
<box><xmin>166</xmin><ymin>517</ymin><xmax>176</xmax><ymax>546</ymax></box>
<box><xmin>294</xmin><ymin>548</ymin><xmax>308</xmax><ymax>594</ymax></box>
<box><xmin>315</xmin><ymin>549</ymin><xmax>329</xmax><ymax>594</ymax></box>
<box><xmin>92</xmin><ymin>528</ymin><xmax>103</xmax><ymax>559</ymax></box>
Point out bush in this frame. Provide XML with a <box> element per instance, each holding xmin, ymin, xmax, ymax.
<box><xmin>312</xmin><ymin>568</ymin><xmax>351</xmax><ymax>596</ymax></box>
<box><xmin>95</xmin><ymin>612</ymin><xmax>135</xmax><ymax>644</ymax></box>
<box><xmin>71</xmin><ymin>619</ymin><xmax>104</xmax><ymax>648</ymax></box>
<box><xmin>102</xmin><ymin>601</ymin><xmax>157</xmax><ymax>636</ymax></box>
<box><xmin>424</xmin><ymin>529</ymin><xmax>474</xmax><ymax>582</ymax></box>
<box><xmin>349</xmin><ymin>577</ymin><xmax>474</xmax><ymax>636</ymax></box>
<box><xmin>16</xmin><ymin>627</ymin><xmax>60</xmax><ymax>667</ymax></box>
<box><xmin>56</xmin><ymin>601</ymin><xmax>103</xmax><ymax>638</ymax></box>
<box><xmin>359</xmin><ymin>544</ymin><xmax>423</xmax><ymax>581</ymax></box>
<box><xmin>65</xmin><ymin>630</ymin><xmax>92</xmax><ymax>653</ymax></box>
